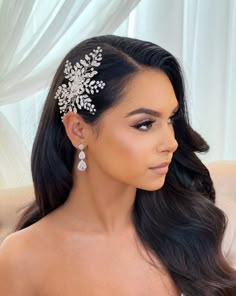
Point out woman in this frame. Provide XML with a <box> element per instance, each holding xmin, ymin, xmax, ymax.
<box><xmin>0</xmin><ymin>35</ymin><xmax>235</xmax><ymax>295</ymax></box>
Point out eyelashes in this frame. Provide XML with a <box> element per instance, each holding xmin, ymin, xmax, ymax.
<box><xmin>133</xmin><ymin>111</ymin><xmax>181</xmax><ymax>132</ymax></box>
<box><xmin>133</xmin><ymin>120</ymin><xmax>155</xmax><ymax>131</ymax></box>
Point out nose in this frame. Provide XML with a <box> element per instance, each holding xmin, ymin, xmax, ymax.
<box><xmin>159</xmin><ymin>125</ymin><xmax>178</xmax><ymax>153</ymax></box>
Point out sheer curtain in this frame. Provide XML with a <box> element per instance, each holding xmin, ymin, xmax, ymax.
<box><xmin>0</xmin><ymin>0</ymin><xmax>140</xmax><ymax>103</ymax></box>
<box><xmin>0</xmin><ymin>0</ymin><xmax>235</xmax><ymax>188</ymax></box>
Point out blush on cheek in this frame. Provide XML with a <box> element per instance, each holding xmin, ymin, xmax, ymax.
<box><xmin>101</xmin><ymin>126</ymin><xmax>150</xmax><ymax>177</ymax></box>
<box><xmin>114</xmin><ymin>130</ymin><xmax>148</xmax><ymax>156</ymax></box>
<box><xmin>116</xmin><ymin>142</ymin><xmax>143</xmax><ymax>166</ymax></box>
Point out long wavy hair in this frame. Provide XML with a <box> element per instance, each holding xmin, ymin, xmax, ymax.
<box><xmin>15</xmin><ymin>35</ymin><xmax>236</xmax><ymax>295</ymax></box>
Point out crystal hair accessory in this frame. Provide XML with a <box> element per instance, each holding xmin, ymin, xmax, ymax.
<box><xmin>54</xmin><ymin>46</ymin><xmax>106</xmax><ymax>121</ymax></box>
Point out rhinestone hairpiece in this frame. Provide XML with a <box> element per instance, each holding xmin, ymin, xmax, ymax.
<box><xmin>54</xmin><ymin>46</ymin><xmax>105</xmax><ymax>121</ymax></box>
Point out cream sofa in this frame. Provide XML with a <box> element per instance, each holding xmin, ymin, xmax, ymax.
<box><xmin>0</xmin><ymin>161</ymin><xmax>235</xmax><ymax>269</ymax></box>
<box><xmin>207</xmin><ymin>161</ymin><xmax>236</xmax><ymax>269</ymax></box>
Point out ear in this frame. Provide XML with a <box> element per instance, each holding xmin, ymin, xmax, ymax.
<box><xmin>62</xmin><ymin>112</ymin><xmax>90</xmax><ymax>148</ymax></box>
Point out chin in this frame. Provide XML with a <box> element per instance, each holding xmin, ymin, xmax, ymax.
<box><xmin>138</xmin><ymin>178</ymin><xmax>166</xmax><ymax>191</ymax></box>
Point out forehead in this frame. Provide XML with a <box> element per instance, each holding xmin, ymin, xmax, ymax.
<box><xmin>111</xmin><ymin>69</ymin><xmax>178</xmax><ymax>115</ymax></box>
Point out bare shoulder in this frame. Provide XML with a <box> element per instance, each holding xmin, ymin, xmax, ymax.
<box><xmin>0</xmin><ymin>227</ymin><xmax>39</xmax><ymax>295</ymax></box>
<box><xmin>0</xmin><ymin>213</ymin><xmax>66</xmax><ymax>295</ymax></box>
<box><xmin>0</xmin><ymin>215</ymin><xmax>55</xmax><ymax>257</ymax></box>
<box><xmin>0</xmin><ymin>224</ymin><xmax>37</xmax><ymax>254</ymax></box>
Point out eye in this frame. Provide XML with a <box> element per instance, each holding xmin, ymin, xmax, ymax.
<box><xmin>133</xmin><ymin>120</ymin><xmax>155</xmax><ymax>131</ymax></box>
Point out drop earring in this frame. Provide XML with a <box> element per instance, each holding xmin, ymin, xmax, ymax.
<box><xmin>77</xmin><ymin>144</ymin><xmax>87</xmax><ymax>171</ymax></box>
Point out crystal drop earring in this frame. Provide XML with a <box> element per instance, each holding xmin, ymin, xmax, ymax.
<box><xmin>77</xmin><ymin>144</ymin><xmax>87</xmax><ymax>171</ymax></box>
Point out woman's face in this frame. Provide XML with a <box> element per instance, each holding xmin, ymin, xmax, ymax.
<box><xmin>87</xmin><ymin>69</ymin><xmax>179</xmax><ymax>191</ymax></box>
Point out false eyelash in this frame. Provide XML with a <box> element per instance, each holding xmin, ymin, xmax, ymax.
<box><xmin>133</xmin><ymin>120</ymin><xmax>155</xmax><ymax>131</ymax></box>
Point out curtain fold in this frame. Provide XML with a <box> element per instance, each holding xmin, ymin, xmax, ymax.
<box><xmin>0</xmin><ymin>0</ymin><xmax>140</xmax><ymax>104</ymax></box>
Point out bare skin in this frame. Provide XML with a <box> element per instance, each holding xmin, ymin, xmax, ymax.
<box><xmin>0</xmin><ymin>69</ymin><xmax>181</xmax><ymax>295</ymax></box>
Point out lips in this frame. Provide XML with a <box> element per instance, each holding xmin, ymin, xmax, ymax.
<box><xmin>149</xmin><ymin>162</ymin><xmax>170</xmax><ymax>175</ymax></box>
<box><xmin>150</xmin><ymin>162</ymin><xmax>171</xmax><ymax>169</ymax></box>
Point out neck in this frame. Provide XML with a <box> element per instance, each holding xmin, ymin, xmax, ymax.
<box><xmin>59</xmin><ymin>165</ymin><xmax>137</xmax><ymax>236</ymax></box>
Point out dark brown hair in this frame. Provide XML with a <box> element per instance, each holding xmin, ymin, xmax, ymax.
<box><xmin>15</xmin><ymin>35</ymin><xmax>236</xmax><ymax>295</ymax></box>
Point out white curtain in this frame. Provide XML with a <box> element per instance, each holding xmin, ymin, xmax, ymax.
<box><xmin>0</xmin><ymin>0</ymin><xmax>235</xmax><ymax>188</ymax></box>
<box><xmin>0</xmin><ymin>112</ymin><xmax>31</xmax><ymax>187</ymax></box>
<box><xmin>0</xmin><ymin>0</ymin><xmax>140</xmax><ymax>103</ymax></box>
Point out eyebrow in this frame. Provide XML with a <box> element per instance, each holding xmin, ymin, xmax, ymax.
<box><xmin>125</xmin><ymin>104</ymin><xmax>179</xmax><ymax>118</ymax></box>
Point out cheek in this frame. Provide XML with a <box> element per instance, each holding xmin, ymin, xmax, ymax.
<box><xmin>103</xmin><ymin>131</ymin><xmax>166</xmax><ymax>190</ymax></box>
<box><xmin>99</xmin><ymin>129</ymin><xmax>152</xmax><ymax>174</ymax></box>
